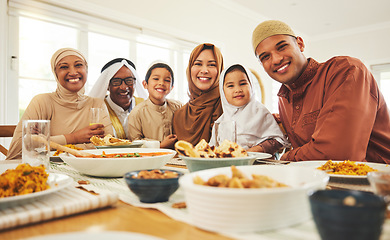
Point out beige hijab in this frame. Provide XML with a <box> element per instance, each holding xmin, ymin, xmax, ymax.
<box><xmin>172</xmin><ymin>43</ymin><xmax>224</xmax><ymax>145</ymax></box>
<box><xmin>50</xmin><ymin>48</ymin><xmax>88</xmax><ymax>109</ymax></box>
<box><xmin>6</xmin><ymin>48</ymin><xmax>113</xmax><ymax>160</ymax></box>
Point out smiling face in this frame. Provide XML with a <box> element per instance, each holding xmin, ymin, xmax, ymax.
<box><xmin>55</xmin><ymin>55</ymin><xmax>87</xmax><ymax>92</ymax></box>
<box><xmin>255</xmin><ymin>35</ymin><xmax>308</xmax><ymax>85</ymax></box>
<box><xmin>190</xmin><ymin>49</ymin><xmax>218</xmax><ymax>91</ymax></box>
<box><xmin>223</xmin><ymin>69</ymin><xmax>251</xmax><ymax>107</ymax></box>
<box><xmin>143</xmin><ymin>67</ymin><xmax>173</xmax><ymax>106</ymax></box>
<box><xmin>108</xmin><ymin>66</ymin><xmax>135</xmax><ymax>111</ymax></box>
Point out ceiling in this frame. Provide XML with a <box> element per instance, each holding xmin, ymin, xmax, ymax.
<box><xmin>77</xmin><ymin>0</ymin><xmax>390</xmax><ymax>43</ymax></box>
<box><xmin>229</xmin><ymin>0</ymin><xmax>390</xmax><ymax>40</ymax></box>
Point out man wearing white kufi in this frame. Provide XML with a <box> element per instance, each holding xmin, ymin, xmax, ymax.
<box><xmin>89</xmin><ymin>58</ymin><xmax>148</xmax><ymax>139</ymax></box>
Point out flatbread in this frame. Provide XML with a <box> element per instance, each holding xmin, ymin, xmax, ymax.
<box><xmin>90</xmin><ymin>134</ymin><xmax>132</xmax><ymax>146</ymax></box>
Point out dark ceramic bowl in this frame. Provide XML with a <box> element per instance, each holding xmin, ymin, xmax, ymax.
<box><xmin>310</xmin><ymin>189</ymin><xmax>387</xmax><ymax>240</ymax></box>
<box><xmin>124</xmin><ymin>169</ymin><xmax>183</xmax><ymax>203</ymax></box>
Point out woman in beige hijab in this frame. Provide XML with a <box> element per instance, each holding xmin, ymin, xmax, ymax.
<box><xmin>172</xmin><ymin>43</ymin><xmax>224</xmax><ymax>145</ymax></box>
<box><xmin>6</xmin><ymin>48</ymin><xmax>113</xmax><ymax>159</ymax></box>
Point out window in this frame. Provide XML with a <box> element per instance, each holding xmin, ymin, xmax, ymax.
<box><xmin>371</xmin><ymin>63</ymin><xmax>390</xmax><ymax>106</ymax></box>
<box><xmin>18</xmin><ymin>16</ymin><xmax>78</xmax><ymax>118</ymax></box>
<box><xmin>87</xmin><ymin>32</ymin><xmax>130</xmax><ymax>90</ymax></box>
<box><xmin>12</xmin><ymin>10</ymin><xmax>195</xmax><ymax>119</ymax></box>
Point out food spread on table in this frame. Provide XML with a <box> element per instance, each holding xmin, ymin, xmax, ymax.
<box><xmin>90</xmin><ymin>134</ymin><xmax>132</xmax><ymax>146</ymax></box>
<box><xmin>0</xmin><ymin>164</ymin><xmax>49</xmax><ymax>197</ymax></box>
<box><xmin>80</xmin><ymin>151</ymin><xmax>171</xmax><ymax>158</ymax></box>
<box><xmin>175</xmin><ymin>139</ymin><xmax>247</xmax><ymax>158</ymax></box>
<box><xmin>317</xmin><ymin>160</ymin><xmax>378</xmax><ymax>175</ymax></box>
<box><xmin>193</xmin><ymin>165</ymin><xmax>289</xmax><ymax>188</ymax></box>
<box><xmin>131</xmin><ymin>169</ymin><xmax>179</xmax><ymax>179</ymax></box>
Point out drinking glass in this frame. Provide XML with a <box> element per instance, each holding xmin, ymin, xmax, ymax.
<box><xmin>215</xmin><ymin>120</ymin><xmax>237</xmax><ymax>146</ymax></box>
<box><xmin>22</xmin><ymin>120</ymin><xmax>50</xmax><ymax>169</ymax></box>
<box><xmin>90</xmin><ymin>108</ymin><xmax>102</xmax><ymax>126</ymax></box>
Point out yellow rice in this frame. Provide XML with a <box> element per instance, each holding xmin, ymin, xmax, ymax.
<box><xmin>0</xmin><ymin>164</ymin><xmax>49</xmax><ymax>198</ymax></box>
<box><xmin>317</xmin><ymin>160</ymin><xmax>378</xmax><ymax>175</ymax></box>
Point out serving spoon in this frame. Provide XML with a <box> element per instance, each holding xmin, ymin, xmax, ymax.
<box><xmin>31</xmin><ymin>135</ymin><xmax>93</xmax><ymax>157</ymax></box>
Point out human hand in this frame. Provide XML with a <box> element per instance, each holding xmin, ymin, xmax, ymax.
<box><xmin>160</xmin><ymin>134</ymin><xmax>178</xmax><ymax>149</ymax></box>
<box><xmin>247</xmin><ymin>144</ymin><xmax>264</xmax><ymax>153</ymax></box>
<box><xmin>279</xmin><ymin>152</ymin><xmax>288</xmax><ymax>161</ymax></box>
<box><xmin>65</xmin><ymin>124</ymin><xmax>105</xmax><ymax>144</ymax></box>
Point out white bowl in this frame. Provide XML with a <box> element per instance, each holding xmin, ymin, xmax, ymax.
<box><xmin>59</xmin><ymin>148</ymin><xmax>176</xmax><ymax>177</ymax></box>
<box><xmin>179</xmin><ymin>165</ymin><xmax>329</xmax><ymax>233</ymax></box>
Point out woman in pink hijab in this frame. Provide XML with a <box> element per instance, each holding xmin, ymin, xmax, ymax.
<box><xmin>6</xmin><ymin>48</ymin><xmax>113</xmax><ymax>159</ymax></box>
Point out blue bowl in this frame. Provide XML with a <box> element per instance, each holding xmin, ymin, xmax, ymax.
<box><xmin>124</xmin><ymin>169</ymin><xmax>183</xmax><ymax>203</ymax></box>
<box><xmin>310</xmin><ymin>190</ymin><xmax>387</xmax><ymax>240</ymax></box>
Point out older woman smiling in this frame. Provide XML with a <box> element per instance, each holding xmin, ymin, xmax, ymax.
<box><xmin>6</xmin><ymin>48</ymin><xmax>113</xmax><ymax>160</ymax></box>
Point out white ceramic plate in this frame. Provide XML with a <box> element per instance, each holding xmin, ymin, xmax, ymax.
<box><xmin>288</xmin><ymin>161</ymin><xmax>390</xmax><ymax>179</ymax></box>
<box><xmin>0</xmin><ymin>164</ymin><xmax>73</xmax><ymax>208</ymax></box>
<box><xmin>59</xmin><ymin>148</ymin><xmax>176</xmax><ymax>177</ymax></box>
<box><xmin>25</xmin><ymin>231</ymin><xmax>163</xmax><ymax>240</ymax></box>
<box><xmin>95</xmin><ymin>142</ymin><xmax>143</xmax><ymax>149</ymax></box>
<box><xmin>247</xmin><ymin>152</ymin><xmax>272</xmax><ymax>159</ymax></box>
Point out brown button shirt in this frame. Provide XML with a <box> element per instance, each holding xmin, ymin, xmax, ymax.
<box><xmin>279</xmin><ymin>57</ymin><xmax>390</xmax><ymax>163</ymax></box>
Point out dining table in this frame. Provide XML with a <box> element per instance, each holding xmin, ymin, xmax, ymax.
<box><xmin>1</xmin><ymin>158</ymin><xmax>390</xmax><ymax>240</ymax></box>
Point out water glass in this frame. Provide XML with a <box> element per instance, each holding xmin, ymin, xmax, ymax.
<box><xmin>215</xmin><ymin>120</ymin><xmax>237</xmax><ymax>146</ymax></box>
<box><xmin>90</xmin><ymin>108</ymin><xmax>102</xmax><ymax>125</ymax></box>
<box><xmin>22</xmin><ymin>120</ymin><xmax>50</xmax><ymax>169</ymax></box>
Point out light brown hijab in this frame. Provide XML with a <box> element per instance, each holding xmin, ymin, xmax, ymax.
<box><xmin>6</xmin><ymin>47</ymin><xmax>114</xmax><ymax>160</ymax></box>
<box><xmin>173</xmin><ymin>43</ymin><xmax>224</xmax><ymax>145</ymax></box>
<box><xmin>50</xmin><ymin>48</ymin><xmax>88</xmax><ymax>109</ymax></box>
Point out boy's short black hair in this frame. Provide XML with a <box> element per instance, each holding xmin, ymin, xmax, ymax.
<box><xmin>145</xmin><ymin>63</ymin><xmax>174</xmax><ymax>85</ymax></box>
<box><xmin>101</xmin><ymin>58</ymin><xmax>136</xmax><ymax>73</ymax></box>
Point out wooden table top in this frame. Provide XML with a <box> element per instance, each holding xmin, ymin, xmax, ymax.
<box><xmin>0</xmin><ymin>162</ymin><xmax>388</xmax><ymax>240</ymax></box>
<box><xmin>0</xmin><ymin>200</ymin><xmax>232</xmax><ymax>240</ymax></box>
<box><xmin>0</xmin><ymin>163</ymin><xmax>233</xmax><ymax>240</ymax></box>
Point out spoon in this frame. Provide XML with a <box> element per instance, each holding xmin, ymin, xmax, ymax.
<box><xmin>31</xmin><ymin>134</ymin><xmax>93</xmax><ymax>157</ymax></box>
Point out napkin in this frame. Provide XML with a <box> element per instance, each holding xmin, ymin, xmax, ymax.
<box><xmin>0</xmin><ymin>187</ymin><xmax>118</xmax><ymax>230</ymax></box>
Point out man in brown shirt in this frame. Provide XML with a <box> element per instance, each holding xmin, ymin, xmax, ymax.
<box><xmin>252</xmin><ymin>20</ymin><xmax>390</xmax><ymax>163</ymax></box>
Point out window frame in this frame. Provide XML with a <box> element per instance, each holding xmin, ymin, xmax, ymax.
<box><xmin>7</xmin><ymin>0</ymin><xmax>196</xmax><ymax>121</ymax></box>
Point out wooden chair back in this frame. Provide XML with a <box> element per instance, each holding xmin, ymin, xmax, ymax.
<box><xmin>0</xmin><ymin>125</ymin><xmax>17</xmax><ymax>156</ymax></box>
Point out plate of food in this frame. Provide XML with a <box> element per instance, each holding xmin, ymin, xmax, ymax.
<box><xmin>0</xmin><ymin>164</ymin><xmax>73</xmax><ymax>208</ymax></box>
<box><xmin>90</xmin><ymin>134</ymin><xmax>143</xmax><ymax>149</ymax></box>
<box><xmin>59</xmin><ymin>148</ymin><xmax>176</xmax><ymax>177</ymax></box>
<box><xmin>175</xmin><ymin>139</ymin><xmax>265</xmax><ymax>172</ymax></box>
<box><xmin>95</xmin><ymin>142</ymin><xmax>143</xmax><ymax>149</ymax></box>
<box><xmin>288</xmin><ymin>160</ymin><xmax>390</xmax><ymax>179</ymax></box>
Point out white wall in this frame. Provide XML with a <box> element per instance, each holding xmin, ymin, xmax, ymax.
<box><xmin>308</xmin><ymin>26</ymin><xmax>390</xmax><ymax>66</ymax></box>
